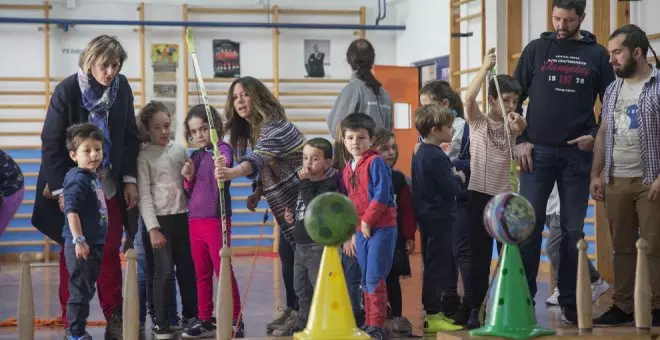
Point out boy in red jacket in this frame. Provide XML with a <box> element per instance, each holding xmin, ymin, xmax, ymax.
<box><xmin>341</xmin><ymin>113</ymin><xmax>397</xmax><ymax>340</ymax></box>
<box><xmin>373</xmin><ymin>128</ymin><xmax>416</xmax><ymax>335</ymax></box>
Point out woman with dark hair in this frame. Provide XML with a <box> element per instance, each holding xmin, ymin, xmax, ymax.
<box><xmin>327</xmin><ymin>38</ymin><xmax>393</xmax><ymax>135</ymax></box>
<box><xmin>214</xmin><ymin>76</ymin><xmax>304</xmax><ymax>335</ymax></box>
<box><xmin>32</xmin><ymin>34</ymin><xmax>139</xmax><ymax>340</ymax></box>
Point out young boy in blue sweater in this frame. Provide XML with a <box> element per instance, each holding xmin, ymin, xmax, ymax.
<box><xmin>62</xmin><ymin>123</ymin><xmax>108</xmax><ymax>340</ymax></box>
<box><xmin>411</xmin><ymin>104</ymin><xmax>465</xmax><ymax>333</ymax></box>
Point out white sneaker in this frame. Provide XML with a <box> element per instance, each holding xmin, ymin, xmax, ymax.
<box><xmin>545</xmin><ymin>287</ymin><xmax>559</xmax><ymax>306</ymax></box>
<box><xmin>591</xmin><ymin>278</ymin><xmax>610</xmax><ymax>302</ymax></box>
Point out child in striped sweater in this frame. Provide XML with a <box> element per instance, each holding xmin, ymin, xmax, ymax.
<box><xmin>181</xmin><ymin>104</ymin><xmax>244</xmax><ymax>338</ymax></box>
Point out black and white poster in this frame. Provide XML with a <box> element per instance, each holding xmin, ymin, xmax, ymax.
<box><xmin>304</xmin><ymin>39</ymin><xmax>330</xmax><ymax>78</ymax></box>
<box><xmin>213</xmin><ymin>39</ymin><xmax>240</xmax><ymax>78</ymax></box>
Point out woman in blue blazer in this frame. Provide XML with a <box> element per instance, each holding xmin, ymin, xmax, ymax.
<box><xmin>32</xmin><ymin>35</ymin><xmax>139</xmax><ymax>340</ymax></box>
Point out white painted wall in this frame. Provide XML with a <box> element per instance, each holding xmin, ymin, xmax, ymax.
<box><xmin>0</xmin><ymin>0</ymin><xmax>398</xmax><ymax>146</ymax></box>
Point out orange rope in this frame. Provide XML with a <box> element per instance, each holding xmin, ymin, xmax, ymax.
<box><xmin>0</xmin><ymin>317</ymin><xmax>106</xmax><ymax>328</ymax></box>
<box><xmin>233</xmin><ymin>209</ymin><xmax>270</xmax><ymax>338</ymax></box>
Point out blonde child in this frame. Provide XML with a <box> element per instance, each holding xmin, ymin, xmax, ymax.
<box><xmin>137</xmin><ymin>101</ymin><xmax>198</xmax><ymax>339</ymax></box>
<box><xmin>181</xmin><ymin>104</ymin><xmax>244</xmax><ymax>338</ymax></box>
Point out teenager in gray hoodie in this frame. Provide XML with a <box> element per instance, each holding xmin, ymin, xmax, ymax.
<box><xmin>327</xmin><ymin>38</ymin><xmax>393</xmax><ymax>135</ymax></box>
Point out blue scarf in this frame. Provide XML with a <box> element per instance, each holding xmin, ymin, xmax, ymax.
<box><xmin>77</xmin><ymin>68</ymin><xmax>118</xmax><ymax>170</ymax></box>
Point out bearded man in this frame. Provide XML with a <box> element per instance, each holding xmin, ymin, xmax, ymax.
<box><xmin>591</xmin><ymin>24</ymin><xmax>660</xmax><ymax>326</ymax></box>
<box><xmin>512</xmin><ymin>0</ymin><xmax>615</xmax><ymax>323</ymax></box>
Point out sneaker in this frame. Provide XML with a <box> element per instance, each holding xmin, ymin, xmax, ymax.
<box><xmin>424</xmin><ymin>313</ymin><xmax>463</xmax><ymax>332</ymax></box>
<box><xmin>169</xmin><ymin>315</ymin><xmax>183</xmax><ymax>331</ymax></box>
<box><xmin>271</xmin><ymin>310</ymin><xmax>298</xmax><ymax>336</ymax></box>
<box><xmin>594</xmin><ymin>305</ymin><xmax>634</xmax><ymax>325</ymax></box>
<box><xmin>63</xmin><ymin>329</ymin><xmax>70</xmax><ymax>340</ymax></box>
<box><xmin>591</xmin><ymin>279</ymin><xmax>610</xmax><ymax>302</ymax></box>
<box><xmin>452</xmin><ymin>296</ymin><xmax>473</xmax><ymax>325</ymax></box>
<box><xmin>390</xmin><ymin>316</ymin><xmax>412</xmax><ymax>334</ymax></box>
<box><xmin>272</xmin><ymin>323</ymin><xmax>303</xmax><ymax>336</ymax></box>
<box><xmin>545</xmin><ymin>287</ymin><xmax>559</xmax><ymax>306</ymax></box>
<box><xmin>232</xmin><ymin>319</ymin><xmax>245</xmax><ymax>338</ymax></box>
<box><xmin>560</xmin><ymin>304</ymin><xmax>577</xmax><ymax>324</ymax></box>
<box><xmin>105</xmin><ymin>310</ymin><xmax>123</xmax><ymax>340</ymax></box>
<box><xmin>652</xmin><ymin>309</ymin><xmax>660</xmax><ymax>327</ymax></box>
<box><xmin>182</xmin><ymin>319</ymin><xmax>215</xmax><ymax>338</ymax></box>
<box><xmin>441</xmin><ymin>294</ymin><xmax>460</xmax><ymax>318</ymax></box>
<box><xmin>466</xmin><ymin>309</ymin><xmax>480</xmax><ymax>329</ymax></box>
<box><xmin>364</xmin><ymin>326</ymin><xmax>389</xmax><ymax>340</ymax></box>
<box><xmin>266</xmin><ymin>306</ymin><xmax>293</xmax><ymax>334</ymax></box>
<box><xmin>69</xmin><ymin>332</ymin><xmax>93</xmax><ymax>340</ymax></box>
<box><xmin>152</xmin><ymin>325</ymin><xmax>174</xmax><ymax>340</ymax></box>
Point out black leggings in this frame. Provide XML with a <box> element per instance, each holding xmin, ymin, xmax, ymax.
<box><xmin>278</xmin><ymin>234</ymin><xmax>299</xmax><ymax>310</ymax></box>
<box><xmin>467</xmin><ymin>190</ymin><xmax>503</xmax><ymax>310</ymax></box>
<box><xmin>386</xmin><ymin>270</ymin><xmax>402</xmax><ymax>317</ymax></box>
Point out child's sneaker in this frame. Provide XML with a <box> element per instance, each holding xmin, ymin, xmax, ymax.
<box><xmin>271</xmin><ymin>310</ymin><xmax>298</xmax><ymax>336</ymax></box>
<box><xmin>390</xmin><ymin>316</ymin><xmax>412</xmax><ymax>334</ymax></box>
<box><xmin>466</xmin><ymin>309</ymin><xmax>480</xmax><ymax>329</ymax></box>
<box><xmin>545</xmin><ymin>287</ymin><xmax>559</xmax><ymax>306</ymax></box>
<box><xmin>232</xmin><ymin>319</ymin><xmax>245</xmax><ymax>338</ymax></box>
<box><xmin>152</xmin><ymin>325</ymin><xmax>174</xmax><ymax>339</ymax></box>
<box><xmin>182</xmin><ymin>319</ymin><xmax>215</xmax><ymax>338</ymax></box>
<box><xmin>424</xmin><ymin>313</ymin><xmax>463</xmax><ymax>332</ymax></box>
<box><xmin>266</xmin><ymin>306</ymin><xmax>293</xmax><ymax>333</ymax></box>
<box><xmin>364</xmin><ymin>326</ymin><xmax>389</xmax><ymax>340</ymax></box>
<box><xmin>591</xmin><ymin>278</ymin><xmax>610</xmax><ymax>302</ymax></box>
<box><xmin>68</xmin><ymin>332</ymin><xmax>92</xmax><ymax>340</ymax></box>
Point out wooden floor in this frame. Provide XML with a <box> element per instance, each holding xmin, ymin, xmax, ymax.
<box><xmin>0</xmin><ymin>254</ymin><xmax>654</xmax><ymax>339</ymax></box>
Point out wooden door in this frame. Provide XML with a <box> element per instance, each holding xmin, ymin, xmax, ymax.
<box><xmin>373</xmin><ymin>65</ymin><xmax>420</xmax><ymax>253</ymax></box>
<box><xmin>372</xmin><ymin>65</ymin><xmax>420</xmax><ymax>178</ymax></box>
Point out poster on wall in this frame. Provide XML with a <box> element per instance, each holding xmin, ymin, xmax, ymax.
<box><xmin>154</xmin><ymin>84</ymin><xmax>177</xmax><ymax>98</ymax></box>
<box><xmin>304</xmin><ymin>39</ymin><xmax>330</xmax><ymax>78</ymax></box>
<box><xmin>151</xmin><ymin>44</ymin><xmax>179</xmax><ymax>81</ymax></box>
<box><xmin>213</xmin><ymin>40</ymin><xmax>240</xmax><ymax>78</ymax></box>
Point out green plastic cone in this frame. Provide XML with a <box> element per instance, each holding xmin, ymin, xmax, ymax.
<box><xmin>469</xmin><ymin>243</ymin><xmax>556</xmax><ymax>339</ymax></box>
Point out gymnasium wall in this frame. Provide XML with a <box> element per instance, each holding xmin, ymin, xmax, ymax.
<box><xmin>0</xmin><ymin>0</ymin><xmax>400</xmax><ymax>256</ymax></box>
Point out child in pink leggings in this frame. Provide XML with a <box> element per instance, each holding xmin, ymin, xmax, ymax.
<box><xmin>0</xmin><ymin>149</ymin><xmax>24</xmax><ymax>241</ymax></box>
<box><xmin>181</xmin><ymin>105</ymin><xmax>243</xmax><ymax>338</ymax></box>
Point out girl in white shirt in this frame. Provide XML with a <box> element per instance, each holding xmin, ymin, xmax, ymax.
<box><xmin>137</xmin><ymin>101</ymin><xmax>198</xmax><ymax>339</ymax></box>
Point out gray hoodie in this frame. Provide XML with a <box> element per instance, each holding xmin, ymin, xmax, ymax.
<box><xmin>327</xmin><ymin>74</ymin><xmax>393</xmax><ymax>135</ymax></box>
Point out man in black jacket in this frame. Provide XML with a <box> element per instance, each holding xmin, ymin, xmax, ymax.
<box><xmin>512</xmin><ymin>0</ymin><xmax>615</xmax><ymax>323</ymax></box>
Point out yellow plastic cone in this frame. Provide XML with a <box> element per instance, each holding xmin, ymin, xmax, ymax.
<box><xmin>294</xmin><ymin>246</ymin><xmax>370</xmax><ymax>340</ymax></box>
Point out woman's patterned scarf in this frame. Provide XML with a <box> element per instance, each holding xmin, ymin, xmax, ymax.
<box><xmin>77</xmin><ymin>68</ymin><xmax>118</xmax><ymax>170</ymax></box>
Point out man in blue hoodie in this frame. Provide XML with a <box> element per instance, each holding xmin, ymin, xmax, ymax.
<box><xmin>512</xmin><ymin>0</ymin><xmax>615</xmax><ymax>323</ymax></box>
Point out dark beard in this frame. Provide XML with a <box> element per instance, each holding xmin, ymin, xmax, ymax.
<box><xmin>555</xmin><ymin>26</ymin><xmax>580</xmax><ymax>39</ymax></box>
<box><xmin>615</xmin><ymin>58</ymin><xmax>637</xmax><ymax>78</ymax></box>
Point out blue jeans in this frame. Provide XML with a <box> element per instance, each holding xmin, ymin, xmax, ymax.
<box><xmin>64</xmin><ymin>243</ymin><xmax>103</xmax><ymax>337</ymax></box>
<box><xmin>135</xmin><ymin>218</ymin><xmax>179</xmax><ymax>325</ymax></box>
<box><xmin>518</xmin><ymin>145</ymin><xmax>592</xmax><ymax>307</ymax></box>
<box><xmin>342</xmin><ymin>251</ymin><xmax>363</xmax><ymax>324</ymax></box>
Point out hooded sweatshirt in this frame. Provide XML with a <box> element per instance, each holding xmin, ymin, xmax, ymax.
<box><xmin>327</xmin><ymin>74</ymin><xmax>393</xmax><ymax>135</ymax></box>
<box><xmin>513</xmin><ymin>31</ymin><xmax>615</xmax><ymax>146</ymax></box>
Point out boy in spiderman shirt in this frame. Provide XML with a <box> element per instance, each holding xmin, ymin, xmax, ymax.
<box><xmin>341</xmin><ymin>113</ymin><xmax>397</xmax><ymax>340</ymax></box>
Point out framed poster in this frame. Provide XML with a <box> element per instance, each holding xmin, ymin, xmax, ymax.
<box><xmin>151</xmin><ymin>44</ymin><xmax>179</xmax><ymax>81</ymax></box>
<box><xmin>304</xmin><ymin>39</ymin><xmax>330</xmax><ymax>78</ymax></box>
<box><xmin>213</xmin><ymin>40</ymin><xmax>240</xmax><ymax>78</ymax></box>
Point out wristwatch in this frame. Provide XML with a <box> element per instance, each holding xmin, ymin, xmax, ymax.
<box><xmin>73</xmin><ymin>235</ymin><xmax>86</xmax><ymax>245</ymax></box>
